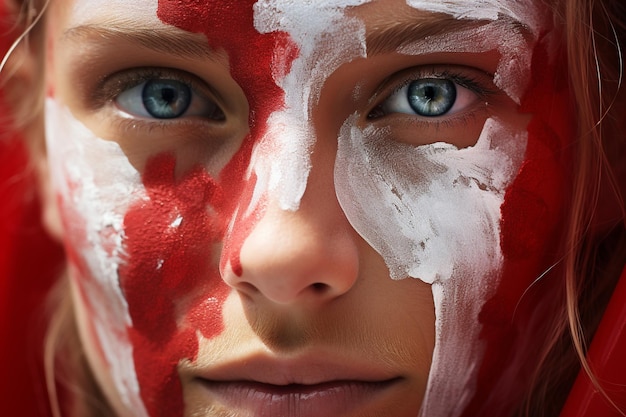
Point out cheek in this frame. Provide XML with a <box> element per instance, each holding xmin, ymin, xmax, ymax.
<box><xmin>118</xmin><ymin>153</ymin><xmax>232</xmax><ymax>417</ymax></box>
<box><xmin>45</xmin><ymin>98</ymin><xmax>154</xmax><ymax>415</ymax></box>
<box><xmin>334</xmin><ymin>115</ymin><xmax>526</xmax><ymax>283</ymax></box>
<box><xmin>461</xmin><ymin>38</ymin><xmax>574</xmax><ymax>414</ymax></box>
<box><xmin>498</xmin><ymin>39</ymin><xmax>572</xmax><ymax>302</ymax></box>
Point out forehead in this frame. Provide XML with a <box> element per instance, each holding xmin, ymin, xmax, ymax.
<box><xmin>62</xmin><ymin>0</ymin><xmax>542</xmax><ymax>37</ymax></box>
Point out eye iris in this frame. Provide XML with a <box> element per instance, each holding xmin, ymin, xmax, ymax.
<box><xmin>407</xmin><ymin>79</ymin><xmax>456</xmax><ymax>117</ymax></box>
<box><xmin>142</xmin><ymin>80</ymin><xmax>192</xmax><ymax>119</ymax></box>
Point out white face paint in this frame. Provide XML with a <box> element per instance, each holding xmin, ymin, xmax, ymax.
<box><xmin>406</xmin><ymin>0</ymin><xmax>544</xmax><ymax>32</ymax></box>
<box><xmin>249</xmin><ymin>0</ymin><xmax>371</xmax><ymax>212</ymax></box>
<box><xmin>335</xmin><ymin>116</ymin><xmax>526</xmax><ymax>282</ymax></box>
<box><xmin>45</xmin><ymin>99</ymin><xmax>149</xmax><ymax>417</ymax></box>
<box><xmin>332</xmin><ymin>1</ymin><xmax>546</xmax><ymax>415</ymax></box>
<box><xmin>71</xmin><ymin>0</ymin><xmax>160</xmax><ymax>26</ymax></box>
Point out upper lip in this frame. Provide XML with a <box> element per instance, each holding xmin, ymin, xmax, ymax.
<box><xmin>189</xmin><ymin>351</ymin><xmax>402</xmax><ymax>386</ymax></box>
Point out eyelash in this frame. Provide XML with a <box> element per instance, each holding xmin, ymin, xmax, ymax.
<box><xmin>93</xmin><ymin>67</ymin><xmax>222</xmax><ymax>119</ymax></box>
<box><xmin>367</xmin><ymin>67</ymin><xmax>497</xmax><ymax>123</ymax></box>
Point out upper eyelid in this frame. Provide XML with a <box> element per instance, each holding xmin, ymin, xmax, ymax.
<box><xmin>91</xmin><ymin>67</ymin><xmax>221</xmax><ymax>110</ymax></box>
<box><xmin>369</xmin><ymin>65</ymin><xmax>497</xmax><ymax>108</ymax></box>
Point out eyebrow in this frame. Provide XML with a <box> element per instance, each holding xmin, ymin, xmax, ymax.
<box><xmin>365</xmin><ymin>12</ymin><xmax>530</xmax><ymax>56</ymax></box>
<box><xmin>62</xmin><ymin>24</ymin><xmax>218</xmax><ymax>61</ymax></box>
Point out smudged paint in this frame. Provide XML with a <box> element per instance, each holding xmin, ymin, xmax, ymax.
<box><xmin>333</xmin><ymin>2</ymin><xmax>562</xmax><ymax>416</ymax></box>
<box><xmin>45</xmin><ymin>99</ymin><xmax>150</xmax><ymax>416</ymax></box>
<box><xmin>157</xmin><ymin>0</ymin><xmax>297</xmax><ymax>278</ymax></box>
<box><xmin>406</xmin><ymin>0</ymin><xmax>544</xmax><ymax>33</ymax></box>
<box><xmin>54</xmin><ymin>1</ymin><xmax>371</xmax><ymax>415</ymax></box>
<box><xmin>108</xmin><ymin>2</ymin><xmax>301</xmax><ymax>416</ymax></box>
<box><xmin>460</xmin><ymin>36</ymin><xmax>572</xmax><ymax>416</ymax></box>
<box><xmin>119</xmin><ymin>154</ymin><xmax>231</xmax><ymax>417</ymax></box>
<box><xmin>121</xmin><ymin>2</ymin><xmax>372</xmax><ymax>414</ymax></box>
<box><xmin>48</xmin><ymin>2</ymin><xmax>567</xmax><ymax>417</ymax></box>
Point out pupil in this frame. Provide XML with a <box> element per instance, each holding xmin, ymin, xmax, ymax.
<box><xmin>408</xmin><ymin>79</ymin><xmax>456</xmax><ymax>117</ymax></box>
<box><xmin>143</xmin><ymin>80</ymin><xmax>191</xmax><ymax>119</ymax></box>
<box><xmin>161</xmin><ymin>88</ymin><xmax>176</xmax><ymax>104</ymax></box>
<box><xmin>423</xmin><ymin>86</ymin><xmax>436</xmax><ymax>101</ymax></box>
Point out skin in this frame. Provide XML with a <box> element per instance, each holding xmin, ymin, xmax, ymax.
<box><xmin>41</xmin><ymin>0</ymin><xmax>566</xmax><ymax>416</ymax></box>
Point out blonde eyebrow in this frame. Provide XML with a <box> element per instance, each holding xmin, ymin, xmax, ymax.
<box><xmin>365</xmin><ymin>13</ymin><xmax>530</xmax><ymax>56</ymax></box>
<box><xmin>62</xmin><ymin>24</ymin><xmax>218</xmax><ymax>61</ymax></box>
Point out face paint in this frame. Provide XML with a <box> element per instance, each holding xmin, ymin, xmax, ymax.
<box><xmin>44</xmin><ymin>99</ymin><xmax>150</xmax><ymax>417</ymax></box>
<box><xmin>250</xmin><ymin>0</ymin><xmax>370</xmax><ymax>211</ymax></box>
<box><xmin>336</xmin><ymin>116</ymin><xmax>526</xmax><ymax>282</ymax></box>
<box><xmin>461</xmin><ymin>39</ymin><xmax>572</xmax><ymax>416</ymax></box>
<box><xmin>333</xmin><ymin>1</ymin><xmax>563</xmax><ymax>415</ymax></box>
<box><xmin>51</xmin><ymin>1</ymin><xmax>375</xmax><ymax>416</ymax></box>
<box><xmin>405</xmin><ymin>0</ymin><xmax>544</xmax><ymax>32</ymax></box>
<box><xmin>156</xmin><ymin>0</ymin><xmax>371</xmax><ymax>274</ymax></box>
<box><xmin>47</xmin><ymin>1</ymin><xmax>570</xmax><ymax>416</ymax></box>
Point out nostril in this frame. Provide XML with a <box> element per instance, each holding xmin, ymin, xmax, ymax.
<box><xmin>311</xmin><ymin>282</ymin><xmax>329</xmax><ymax>293</ymax></box>
<box><xmin>236</xmin><ymin>281</ymin><xmax>260</xmax><ymax>296</ymax></box>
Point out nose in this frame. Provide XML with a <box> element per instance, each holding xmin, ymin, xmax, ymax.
<box><xmin>222</xmin><ymin>158</ymin><xmax>359</xmax><ymax>307</ymax></box>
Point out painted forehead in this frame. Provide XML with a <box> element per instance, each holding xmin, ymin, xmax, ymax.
<box><xmin>69</xmin><ymin>0</ymin><xmax>544</xmax><ymax>37</ymax></box>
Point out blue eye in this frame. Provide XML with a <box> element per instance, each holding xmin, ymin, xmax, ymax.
<box><xmin>407</xmin><ymin>79</ymin><xmax>456</xmax><ymax>117</ymax></box>
<box><xmin>373</xmin><ymin>75</ymin><xmax>479</xmax><ymax>120</ymax></box>
<box><xmin>116</xmin><ymin>78</ymin><xmax>224</xmax><ymax>120</ymax></box>
<box><xmin>142</xmin><ymin>79</ymin><xmax>191</xmax><ymax>119</ymax></box>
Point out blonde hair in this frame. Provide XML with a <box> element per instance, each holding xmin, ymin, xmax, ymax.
<box><xmin>0</xmin><ymin>0</ymin><xmax>46</xmax><ymax>130</ymax></box>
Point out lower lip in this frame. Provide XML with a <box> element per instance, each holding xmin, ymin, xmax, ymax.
<box><xmin>197</xmin><ymin>378</ymin><xmax>400</xmax><ymax>417</ymax></box>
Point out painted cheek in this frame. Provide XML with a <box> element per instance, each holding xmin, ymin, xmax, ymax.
<box><xmin>125</xmin><ymin>2</ymin><xmax>370</xmax><ymax>414</ymax></box>
<box><xmin>119</xmin><ymin>154</ymin><xmax>230</xmax><ymax>417</ymax></box>
<box><xmin>157</xmin><ymin>0</ymin><xmax>297</xmax><ymax>276</ymax></box>
<box><xmin>461</xmin><ymin>38</ymin><xmax>573</xmax><ymax>415</ymax></box>
<box><xmin>114</xmin><ymin>3</ymin><xmax>299</xmax><ymax>416</ymax></box>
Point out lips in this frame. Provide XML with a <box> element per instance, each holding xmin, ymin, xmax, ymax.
<box><xmin>198</xmin><ymin>378</ymin><xmax>400</xmax><ymax>417</ymax></box>
<box><xmin>189</xmin><ymin>353</ymin><xmax>403</xmax><ymax>416</ymax></box>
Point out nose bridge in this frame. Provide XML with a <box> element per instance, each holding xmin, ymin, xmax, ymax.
<box><xmin>221</xmin><ymin>141</ymin><xmax>359</xmax><ymax>306</ymax></box>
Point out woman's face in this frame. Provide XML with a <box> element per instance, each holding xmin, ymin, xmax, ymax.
<box><xmin>44</xmin><ymin>0</ymin><xmax>567</xmax><ymax>416</ymax></box>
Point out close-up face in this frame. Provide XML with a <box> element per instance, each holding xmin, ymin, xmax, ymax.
<box><xmin>43</xmin><ymin>0</ymin><xmax>571</xmax><ymax>416</ymax></box>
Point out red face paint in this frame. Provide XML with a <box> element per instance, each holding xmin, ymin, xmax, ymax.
<box><xmin>157</xmin><ymin>0</ymin><xmax>298</xmax><ymax>276</ymax></box>
<box><xmin>117</xmin><ymin>2</ymin><xmax>299</xmax><ymax>416</ymax></box>
<box><xmin>461</xmin><ymin>36</ymin><xmax>574</xmax><ymax>416</ymax></box>
<box><xmin>120</xmin><ymin>154</ymin><xmax>230</xmax><ymax>416</ymax></box>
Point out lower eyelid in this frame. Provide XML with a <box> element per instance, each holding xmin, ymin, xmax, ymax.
<box><xmin>113</xmin><ymin>79</ymin><xmax>223</xmax><ymax>121</ymax></box>
<box><xmin>367</xmin><ymin>101</ymin><xmax>490</xmax><ymax>134</ymax></box>
<box><xmin>370</xmin><ymin>107</ymin><xmax>490</xmax><ymax>149</ymax></box>
<box><xmin>103</xmin><ymin>113</ymin><xmax>227</xmax><ymax>142</ymax></box>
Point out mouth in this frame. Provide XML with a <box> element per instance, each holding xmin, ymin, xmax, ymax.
<box><xmin>196</xmin><ymin>377</ymin><xmax>402</xmax><ymax>417</ymax></box>
<box><xmin>188</xmin><ymin>353</ymin><xmax>404</xmax><ymax>416</ymax></box>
